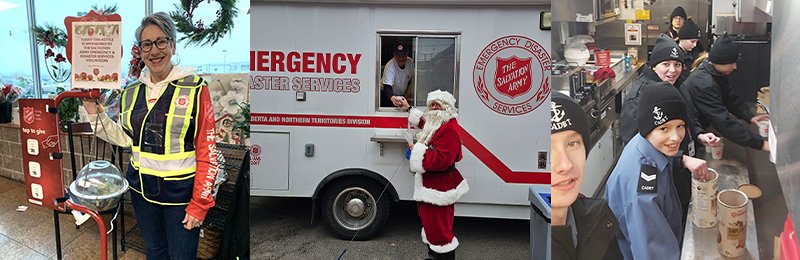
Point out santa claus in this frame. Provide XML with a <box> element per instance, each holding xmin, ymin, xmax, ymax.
<box><xmin>401</xmin><ymin>90</ymin><xmax>469</xmax><ymax>260</ymax></box>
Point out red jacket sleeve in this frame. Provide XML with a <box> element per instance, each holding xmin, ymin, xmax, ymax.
<box><xmin>186</xmin><ymin>84</ymin><xmax>218</xmax><ymax>220</ymax></box>
<box><xmin>421</xmin><ymin>122</ymin><xmax>462</xmax><ymax>172</ymax></box>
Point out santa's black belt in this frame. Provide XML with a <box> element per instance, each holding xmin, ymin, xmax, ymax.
<box><xmin>424</xmin><ymin>164</ymin><xmax>456</xmax><ymax>174</ymax></box>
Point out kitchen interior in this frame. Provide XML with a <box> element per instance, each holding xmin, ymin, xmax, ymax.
<box><xmin>549</xmin><ymin>0</ymin><xmax>800</xmax><ymax>259</ymax></box>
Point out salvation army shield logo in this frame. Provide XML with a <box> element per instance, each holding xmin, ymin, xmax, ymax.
<box><xmin>23</xmin><ymin>107</ymin><xmax>35</xmax><ymax>124</ymax></box>
<box><xmin>474</xmin><ymin>35</ymin><xmax>550</xmax><ymax>116</ymax></box>
<box><xmin>175</xmin><ymin>95</ymin><xmax>189</xmax><ymax>109</ymax></box>
<box><xmin>494</xmin><ymin>56</ymin><xmax>533</xmax><ymax>99</ymax></box>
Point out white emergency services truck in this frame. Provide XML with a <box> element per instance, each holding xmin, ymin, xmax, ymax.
<box><xmin>250</xmin><ymin>0</ymin><xmax>551</xmax><ymax>240</ymax></box>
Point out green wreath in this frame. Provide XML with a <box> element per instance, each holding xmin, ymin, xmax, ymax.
<box><xmin>170</xmin><ymin>0</ymin><xmax>238</xmax><ymax>47</ymax></box>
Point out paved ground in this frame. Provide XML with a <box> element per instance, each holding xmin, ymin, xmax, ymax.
<box><xmin>0</xmin><ymin>176</ymin><xmax>145</xmax><ymax>260</ymax></box>
<box><xmin>250</xmin><ymin>196</ymin><xmax>531</xmax><ymax>260</ymax></box>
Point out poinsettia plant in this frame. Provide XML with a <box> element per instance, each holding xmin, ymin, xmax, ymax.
<box><xmin>30</xmin><ymin>23</ymin><xmax>70</xmax><ymax>83</ymax></box>
<box><xmin>128</xmin><ymin>43</ymin><xmax>146</xmax><ymax>80</ymax></box>
<box><xmin>0</xmin><ymin>83</ymin><xmax>28</xmax><ymax>104</ymax></box>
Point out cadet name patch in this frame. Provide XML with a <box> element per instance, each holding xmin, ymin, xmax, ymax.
<box><xmin>638</xmin><ymin>164</ymin><xmax>658</xmax><ymax>193</ymax></box>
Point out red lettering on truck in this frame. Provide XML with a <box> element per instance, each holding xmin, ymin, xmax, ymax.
<box><xmin>250</xmin><ymin>51</ymin><xmax>361</xmax><ymax>75</ymax></box>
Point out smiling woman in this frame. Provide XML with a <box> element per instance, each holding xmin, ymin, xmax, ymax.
<box><xmin>80</xmin><ymin>12</ymin><xmax>219</xmax><ymax>260</ymax></box>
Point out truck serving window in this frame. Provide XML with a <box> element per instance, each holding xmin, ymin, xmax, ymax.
<box><xmin>376</xmin><ymin>32</ymin><xmax>460</xmax><ymax>111</ymax></box>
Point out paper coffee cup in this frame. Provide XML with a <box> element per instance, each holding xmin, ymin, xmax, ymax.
<box><xmin>692</xmin><ymin>168</ymin><xmax>719</xmax><ymax>228</ymax></box>
<box><xmin>712</xmin><ymin>142</ymin><xmax>724</xmax><ymax>160</ymax></box>
<box><xmin>758</xmin><ymin>120</ymin><xmax>769</xmax><ymax>138</ymax></box>
<box><xmin>717</xmin><ymin>189</ymin><xmax>748</xmax><ymax>257</ymax></box>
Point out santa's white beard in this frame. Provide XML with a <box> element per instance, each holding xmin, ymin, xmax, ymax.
<box><xmin>417</xmin><ymin>110</ymin><xmax>452</xmax><ymax>145</ymax></box>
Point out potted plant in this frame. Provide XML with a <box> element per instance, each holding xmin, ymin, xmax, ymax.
<box><xmin>0</xmin><ymin>83</ymin><xmax>26</xmax><ymax>123</ymax></box>
<box><xmin>57</xmin><ymin>86</ymin><xmax>80</xmax><ymax>131</ymax></box>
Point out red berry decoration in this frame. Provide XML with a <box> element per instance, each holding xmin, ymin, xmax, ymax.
<box><xmin>88</xmin><ymin>27</ymin><xmax>94</xmax><ymax>36</ymax></box>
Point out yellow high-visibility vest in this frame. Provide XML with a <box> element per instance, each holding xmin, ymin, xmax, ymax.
<box><xmin>120</xmin><ymin>75</ymin><xmax>205</xmax><ymax>205</ymax></box>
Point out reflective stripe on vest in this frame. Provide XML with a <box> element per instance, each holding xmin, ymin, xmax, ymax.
<box><xmin>120</xmin><ymin>81</ymin><xmax>140</xmax><ymax>137</ymax></box>
<box><xmin>120</xmin><ymin>75</ymin><xmax>204</xmax><ymax>205</ymax></box>
<box><xmin>132</xmin><ymin>146</ymin><xmax>197</xmax><ymax>177</ymax></box>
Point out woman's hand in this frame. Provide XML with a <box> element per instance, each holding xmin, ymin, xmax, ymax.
<box><xmin>182</xmin><ymin>213</ymin><xmax>203</xmax><ymax>230</ymax></box>
<box><xmin>683</xmin><ymin>155</ymin><xmax>709</xmax><ymax>180</ymax></box>
<box><xmin>82</xmin><ymin>98</ymin><xmax>99</xmax><ymax>115</ymax></box>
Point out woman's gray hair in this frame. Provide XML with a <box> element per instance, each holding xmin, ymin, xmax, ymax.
<box><xmin>135</xmin><ymin>12</ymin><xmax>177</xmax><ymax>44</ymax></box>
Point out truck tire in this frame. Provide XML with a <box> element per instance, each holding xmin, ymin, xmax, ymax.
<box><xmin>322</xmin><ymin>178</ymin><xmax>391</xmax><ymax>240</ymax></box>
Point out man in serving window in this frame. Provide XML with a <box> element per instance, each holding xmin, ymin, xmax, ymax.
<box><xmin>381</xmin><ymin>43</ymin><xmax>414</xmax><ymax>108</ymax></box>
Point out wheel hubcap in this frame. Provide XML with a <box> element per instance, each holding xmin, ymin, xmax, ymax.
<box><xmin>346</xmin><ymin>198</ymin><xmax>365</xmax><ymax>217</ymax></box>
<box><xmin>332</xmin><ymin>187</ymin><xmax>377</xmax><ymax>231</ymax></box>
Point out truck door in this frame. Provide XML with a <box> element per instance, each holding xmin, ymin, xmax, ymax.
<box><xmin>251</xmin><ymin>131</ymin><xmax>289</xmax><ymax>190</ymax></box>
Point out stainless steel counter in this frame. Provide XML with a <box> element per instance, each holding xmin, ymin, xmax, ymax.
<box><xmin>610</xmin><ymin>62</ymin><xmax>643</xmax><ymax>93</ymax></box>
<box><xmin>680</xmin><ymin>141</ymin><xmax>760</xmax><ymax>260</ymax></box>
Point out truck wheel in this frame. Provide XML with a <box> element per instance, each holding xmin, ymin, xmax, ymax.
<box><xmin>322</xmin><ymin>178</ymin><xmax>390</xmax><ymax>240</ymax></box>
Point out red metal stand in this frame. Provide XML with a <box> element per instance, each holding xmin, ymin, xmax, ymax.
<box><xmin>65</xmin><ymin>199</ymin><xmax>108</xmax><ymax>260</ymax></box>
<box><xmin>55</xmin><ymin>89</ymin><xmax>101</xmax><ymax>107</ymax></box>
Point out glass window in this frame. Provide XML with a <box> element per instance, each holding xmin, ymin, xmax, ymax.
<box><xmin>377</xmin><ymin>33</ymin><xmax>459</xmax><ymax>111</ymax></box>
<box><xmin>33</xmin><ymin>1</ymin><xmax>145</xmax><ymax>96</ymax></box>
<box><xmin>3</xmin><ymin>1</ymin><xmax>249</xmax><ymax>99</ymax></box>
<box><xmin>153</xmin><ymin>0</ymin><xmax>250</xmax><ymax>75</ymax></box>
<box><xmin>0</xmin><ymin>0</ymin><xmax>34</xmax><ymax>97</ymax></box>
<box><xmin>415</xmin><ymin>37</ymin><xmax>457</xmax><ymax>105</ymax></box>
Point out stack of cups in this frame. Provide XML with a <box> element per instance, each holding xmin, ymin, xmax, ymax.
<box><xmin>716</xmin><ymin>189</ymin><xmax>749</xmax><ymax>257</ymax></box>
<box><xmin>692</xmin><ymin>168</ymin><xmax>718</xmax><ymax>228</ymax></box>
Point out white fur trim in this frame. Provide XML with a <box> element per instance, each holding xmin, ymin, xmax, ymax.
<box><xmin>413</xmin><ymin>173</ymin><xmax>470</xmax><ymax>206</ymax></box>
<box><xmin>409</xmin><ymin>143</ymin><xmax>428</xmax><ymax>173</ymax></box>
<box><xmin>427</xmin><ymin>90</ymin><xmax>456</xmax><ymax>108</ymax></box>
<box><xmin>408</xmin><ymin>108</ymin><xmax>424</xmax><ymax>128</ymax></box>
<box><xmin>421</xmin><ymin>227</ymin><xmax>459</xmax><ymax>253</ymax></box>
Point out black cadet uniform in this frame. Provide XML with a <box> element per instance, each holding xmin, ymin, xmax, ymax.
<box><xmin>552</xmin><ymin>197</ymin><xmax>623</xmax><ymax>260</ymax></box>
<box><xmin>680</xmin><ymin>61</ymin><xmax>763</xmax><ymax>150</ymax></box>
<box><xmin>676</xmin><ymin>18</ymin><xmax>703</xmax><ymax>79</ymax></box>
<box><xmin>552</xmin><ymin>92</ymin><xmax>623</xmax><ymax>260</ymax></box>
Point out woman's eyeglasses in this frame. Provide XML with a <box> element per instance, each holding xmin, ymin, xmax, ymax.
<box><xmin>139</xmin><ymin>37</ymin><xmax>172</xmax><ymax>52</ymax></box>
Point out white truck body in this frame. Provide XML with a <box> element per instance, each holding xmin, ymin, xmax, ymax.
<box><xmin>249</xmin><ymin>1</ymin><xmax>551</xmax><ymax>237</ymax></box>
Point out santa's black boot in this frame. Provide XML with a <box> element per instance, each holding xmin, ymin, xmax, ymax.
<box><xmin>438</xmin><ymin>249</ymin><xmax>455</xmax><ymax>260</ymax></box>
<box><xmin>424</xmin><ymin>246</ymin><xmax>436</xmax><ymax>260</ymax></box>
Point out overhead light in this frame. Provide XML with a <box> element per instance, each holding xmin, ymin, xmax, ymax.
<box><xmin>0</xmin><ymin>1</ymin><xmax>21</xmax><ymax>12</ymax></box>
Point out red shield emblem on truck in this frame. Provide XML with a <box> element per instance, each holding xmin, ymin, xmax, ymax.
<box><xmin>23</xmin><ymin>107</ymin><xmax>34</xmax><ymax>124</ymax></box>
<box><xmin>473</xmin><ymin>35</ymin><xmax>550</xmax><ymax>116</ymax></box>
<box><xmin>494</xmin><ymin>56</ymin><xmax>532</xmax><ymax>99</ymax></box>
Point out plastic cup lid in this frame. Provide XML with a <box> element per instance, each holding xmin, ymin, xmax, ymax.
<box><xmin>738</xmin><ymin>184</ymin><xmax>762</xmax><ymax>199</ymax></box>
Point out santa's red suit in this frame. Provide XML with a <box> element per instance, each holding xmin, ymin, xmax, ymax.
<box><xmin>407</xmin><ymin>90</ymin><xmax>469</xmax><ymax>257</ymax></box>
